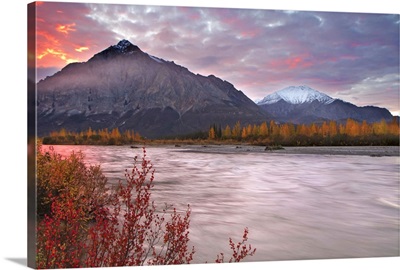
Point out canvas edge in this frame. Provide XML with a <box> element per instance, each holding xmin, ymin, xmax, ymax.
<box><xmin>27</xmin><ymin>2</ymin><xmax>37</xmax><ymax>269</ymax></box>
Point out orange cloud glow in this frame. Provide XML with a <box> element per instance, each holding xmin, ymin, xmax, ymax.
<box><xmin>37</xmin><ymin>30</ymin><xmax>60</xmax><ymax>45</ymax></box>
<box><xmin>37</xmin><ymin>48</ymin><xmax>79</xmax><ymax>66</ymax></box>
<box><xmin>56</xmin><ymin>23</ymin><xmax>76</xmax><ymax>34</ymax></box>
<box><xmin>35</xmin><ymin>3</ymin><xmax>111</xmax><ymax>70</ymax></box>
<box><xmin>75</xmin><ymin>46</ymin><xmax>89</xmax><ymax>52</ymax></box>
<box><xmin>37</xmin><ymin>51</ymin><xmax>48</xmax><ymax>60</ymax></box>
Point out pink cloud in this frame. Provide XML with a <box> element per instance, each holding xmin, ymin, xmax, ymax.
<box><xmin>268</xmin><ymin>54</ymin><xmax>313</xmax><ymax>70</ymax></box>
<box><xmin>33</xmin><ymin>3</ymin><xmax>399</xmax><ymax>114</ymax></box>
<box><xmin>35</xmin><ymin>2</ymin><xmax>117</xmax><ymax>70</ymax></box>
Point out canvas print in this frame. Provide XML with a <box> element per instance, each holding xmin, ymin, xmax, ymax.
<box><xmin>27</xmin><ymin>1</ymin><xmax>399</xmax><ymax>269</ymax></box>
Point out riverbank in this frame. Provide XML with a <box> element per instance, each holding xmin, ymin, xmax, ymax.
<box><xmin>170</xmin><ymin>144</ymin><xmax>400</xmax><ymax>156</ymax></box>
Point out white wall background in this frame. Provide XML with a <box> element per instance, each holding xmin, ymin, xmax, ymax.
<box><xmin>1</xmin><ymin>1</ymin><xmax>399</xmax><ymax>270</ymax></box>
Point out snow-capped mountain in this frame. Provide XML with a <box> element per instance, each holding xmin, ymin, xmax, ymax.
<box><xmin>112</xmin><ymin>39</ymin><xmax>140</xmax><ymax>53</ymax></box>
<box><xmin>257</xmin><ymin>85</ymin><xmax>392</xmax><ymax>124</ymax></box>
<box><xmin>257</xmin><ymin>85</ymin><xmax>334</xmax><ymax>105</ymax></box>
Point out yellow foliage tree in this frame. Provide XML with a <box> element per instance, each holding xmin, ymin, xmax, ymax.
<box><xmin>232</xmin><ymin>121</ymin><xmax>241</xmax><ymax>139</ymax></box>
<box><xmin>321</xmin><ymin>122</ymin><xmax>329</xmax><ymax>137</ymax></box>
<box><xmin>372</xmin><ymin>119</ymin><xmax>388</xmax><ymax>135</ymax></box>
<box><xmin>241</xmin><ymin>127</ymin><xmax>247</xmax><ymax>139</ymax></box>
<box><xmin>259</xmin><ymin>122</ymin><xmax>268</xmax><ymax>137</ymax></box>
<box><xmin>208</xmin><ymin>127</ymin><xmax>216</xmax><ymax>140</ymax></box>
<box><xmin>345</xmin><ymin>118</ymin><xmax>360</xmax><ymax>136</ymax></box>
<box><xmin>246</xmin><ymin>124</ymin><xmax>253</xmax><ymax>137</ymax></box>
<box><xmin>252</xmin><ymin>124</ymin><xmax>259</xmax><ymax>137</ymax></box>
<box><xmin>360</xmin><ymin>120</ymin><xmax>370</xmax><ymax>136</ymax></box>
<box><xmin>222</xmin><ymin>125</ymin><xmax>231</xmax><ymax>139</ymax></box>
<box><xmin>328</xmin><ymin>121</ymin><xmax>338</xmax><ymax>137</ymax></box>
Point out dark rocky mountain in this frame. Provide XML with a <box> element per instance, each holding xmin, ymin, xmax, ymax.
<box><xmin>37</xmin><ymin>40</ymin><xmax>268</xmax><ymax>138</ymax></box>
<box><xmin>257</xmin><ymin>86</ymin><xmax>393</xmax><ymax>124</ymax></box>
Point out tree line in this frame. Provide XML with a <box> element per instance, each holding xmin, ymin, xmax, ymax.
<box><xmin>42</xmin><ymin>127</ymin><xmax>143</xmax><ymax>145</ymax></box>
<box><xmin>41</xmin><ymin>117</ymin><xmax>399</xmax><ymax>146</ymax></box>
<box><xmin>208</xmin><ymin>118</ymin><xmax>399</xmax><ymax>146</ymax></box>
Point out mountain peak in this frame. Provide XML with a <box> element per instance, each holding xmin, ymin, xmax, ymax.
<box><xmin>257</xmin><ymin>85</ymin><xmax>334</xmax><ymax>105</ymax></box>
<box><xmin>89</xmin><ymin>39</ymin><xmax>142</xmax><ymax>61</ymax></box>
<box><xmin>112</xmin><ymin>39</ymin><xmax>141</xmax><ymax>53</ymax></box>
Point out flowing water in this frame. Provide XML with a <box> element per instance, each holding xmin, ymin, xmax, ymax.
<box><xmin>45</xmin><ymin>145</ymin><xmax>399</xmax><ymax>263</ymax></box>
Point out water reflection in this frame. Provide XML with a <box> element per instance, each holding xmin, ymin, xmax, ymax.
<box><xmin>46</xmin><ymin>145</ymin><xmax>399</xmax><ymax>262</ymax></box>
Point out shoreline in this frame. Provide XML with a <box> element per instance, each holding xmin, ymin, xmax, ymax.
<box><xmin>44</xmin><ymin>143</ymin><xmax>400</xmax><ymax>157</ymax></box>
<box><xmin>170</xmin><ymin>145</ymin><xmax>400</xmax><ymax>157</ymax></box>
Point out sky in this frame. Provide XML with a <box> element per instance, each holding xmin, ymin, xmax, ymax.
<box><xmin>32</xmin><ymin>1</ymin><xmax>399</xmax><ymax>115</ymax></box>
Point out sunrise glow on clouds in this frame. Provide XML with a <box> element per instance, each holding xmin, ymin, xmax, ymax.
<box><xmin>33</xmin><ymin>2</ymin><xmax>399</xmax><ymax>115</ymax></box>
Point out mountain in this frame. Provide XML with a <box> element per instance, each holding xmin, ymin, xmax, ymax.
<box><xmin>37</xmin><ymin>40</ymin><xmax>268</xmax><ymax>138</ymax></box>
<box><xmin>257</xmin><ymin>85</ymin><xmax>393</xmax><ymax>124</ymax></box>
<box><xmin>258</xmin><ymin>86</ymin><xmax>334</xmax><ymax>105</ymax></box>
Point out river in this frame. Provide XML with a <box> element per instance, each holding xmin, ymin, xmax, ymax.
<box><xmin>45</xmin><ymin>145</ymin><xmax>399</xmax><ymax>263</ymax></box>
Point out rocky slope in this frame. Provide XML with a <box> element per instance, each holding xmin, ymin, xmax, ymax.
<box><xmin>37</xmin><ymin>40</ymin><xmax>268</xmax><ymax>138</ymax></box>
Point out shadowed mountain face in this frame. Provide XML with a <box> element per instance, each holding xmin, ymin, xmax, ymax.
<box><xmin>257</xmin><ymin>86</ymin><xmax>393</xmax><ymax>124</ymax></box>
<box><xmin>37</xmin><ymin>40</ymin><xmax>268</xmax><ymax>138</ymax></box>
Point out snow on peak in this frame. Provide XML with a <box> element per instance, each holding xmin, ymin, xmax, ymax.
<box><xmin>148</xmin><ymin>54</ymin><xmax>165</xmax><ymax>64</ymax></box>
<box><xmin>257</xmin><ymin>85</ymin><xmax>334</xmax><ymax>105</ymax></box>
<box><xmin>113</xmin><ymin>39</ymin><xmax>140</xmax><ymax>53</ymax></box>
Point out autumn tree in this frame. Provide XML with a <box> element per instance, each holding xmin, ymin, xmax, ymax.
<box><xmin>208</xmin><ymin>127</ymin><xmax>216</xmax><ymax>140</ymax></box>
<box><xmin>111</xmin><ymin>128</ymin><xmax>121</xmax><ymax>140</ymax></box>
<box><xmin>259</xmin><ymin>122</ymin><xmax>268</xmax><ymax>137</ymax></box>
<box><xmin>388</xmin><ymin>117</ymin><xmax>400</xmax><ymax>135</ymax></box>
<box><xmin>320</xmin><ymin>122</ymin><xmax>329</xmax><ymax>137</ymax></box>
<box><xmin>309</xmin><ymin>123</ymin><xmax>318</xmax><ymax>136</ymax></box>
<box><xmin>269</xmin><ymin>120</ymin><xmax>280</xmax><ymax>137</ymax></box>
<box><xmin>232</xmin><ymin>121</ymin><xmax>241</xmax><ymax>139</ymax></box>
<box><xmin>241</xmin><ymin>127</ymin><xmax>248</xmax><ymax>139</ymax></box>
<box><xmin>280</xmin><ymin>123</ymin><xmax>295</xmax><ymax>140</ymax></box>
<box><xmin>251</xmin><ymin>124</ymin><xmax>259</xmax><ymax>137</ymax></box>
<box><xmin>360</xmin><ymin>120</ymin><xmax>370</xmax><ymax>136</ymax></box>
<box><xmin>222</xmin><ymin>125</ymin><xmax>232</xmax><ymax>139</ymax></box>
<box><xmin>328</xmin><ymin>121</ymin><xmax>338</xmax><ymax>137</ymax></box>
<box><xmin>373</xmin><ymin>119</ymin><xmax>388</xmax><ymax>135</ymax></box>
<box><xmin>345</xmin><ymin>118</ymin><xmax>360</xmax><ymax>136</ymax></box>
<box><xmin>339</xmin><ymin>123</ymin><xmax>346</xmax><ymax>135</ymax></box>
<box><xmin>296</xmin><ymin>124</ymin><xmax>308</xmax><ymax>136</ymax></box>
<box><xmin>86</xmin><ymin>127</ymin><xmax>94</xmax><ymax>138</ymax></box>
<box><xmin>245</xmin><ymin>125</ymin><xmax>253</xmax><ymax>137</ymax></box>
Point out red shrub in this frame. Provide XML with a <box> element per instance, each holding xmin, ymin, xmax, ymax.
<box><xmin>36</xmin><ymin>146</ymin><xmax>255</xmax><ymax>268</ymax></box>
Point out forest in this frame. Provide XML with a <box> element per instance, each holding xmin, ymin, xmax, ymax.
<box><xmin>42</xmin><ymin>127</ymin><xmax>143</xmax><ymax>145</ymax></box>
<box><xmin>207</xmin><ymin>118</ymin><xmax>399</xmax><ymax>146</ymax></box>
<box><xmin>41</xmin><ymin>118</ymin><xmax>399</xmax><ymax>146</ymax></box>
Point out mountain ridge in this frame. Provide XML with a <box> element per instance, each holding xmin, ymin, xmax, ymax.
<box><xmin>257</xmin><ymin>85</ymin><xmax>393</xmax><ymax>124</ymax></box>
<box><xmin>37</xmin><ymin>40</ymin><xmax>269</xmax><ymax>138</ymax></box>
<box><xmin>37</xmin><ymin>40</ymin><xmax>393</xmax><ymax>137</ymax></box>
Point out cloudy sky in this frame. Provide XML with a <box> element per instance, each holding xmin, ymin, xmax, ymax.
<box><xmin>32</xmin><ymin>1</ymin><xmax>399</xmax><ymax>115</ymax></box>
